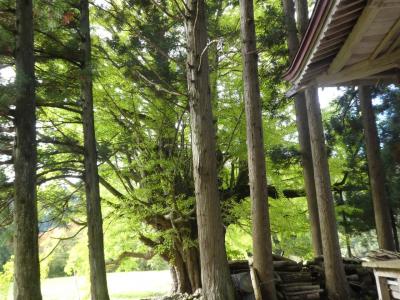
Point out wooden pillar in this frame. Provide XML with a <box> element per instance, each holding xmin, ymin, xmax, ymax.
<box><xmin>293</xmin><ymin>5</ymin><xmax>323</xmax><ymax>256</ymax></box>
<box><xmin>359</xmin><ymin>85</ymin><xmax>396</xmax><ymax>251</ymax></box>
<box><xmin>305</xmin><ymin>86</ymin><xmax>350</xmax><ymax>300</ymax></box>
<box><xmin>281</xmin><ymin>0</ymin><xmax>323</xmax><ymax>256</ymax></box>
<box><xmin>295</xmin><ymin>93</ymin><xmax>323</xmax><ymax>256</ymax></box>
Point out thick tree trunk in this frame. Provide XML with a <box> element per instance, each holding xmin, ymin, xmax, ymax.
<box><xmin>173</xmin><ymin>239</ymin><xmax>201</xmax><ymax>293</ymax></box>
<box><xmin>13</xmin><ymin>1</ymin><xmax>42</xmax><ymax>299</ymax></box>
<box><xmin>144</xmin><ymin>215</ymin><xmax>201</xmax><ymax>294</ymax></box>
<box><xmin>239</xmin><ymin>1</ymin><xmax>277</xmax><ymax>299</ymax></box>
<box><xmin>295</xmin><ymin>93</ymin><xmax>323</xmax><ymax>256</ymax></box>
<box><xmin>184</xmin><ymin>0</ymin><xmax>235</xmax><ymax>299</ymax></box>
<box><xmin>183</xmin><ymin>247</ymin><xmax>202</xmax><ymax>291</ymax></box>
<box><xmin>174</xmin><ymin>249</ymin><xmax>192</xmax><ymax>293</ymax></box>
<box><xmin>305</xmin><ymin>87</ymin><xmax>350</xmax><ymax>300</ymax></box>
<box><xmin>339</xmin><ymin>191</ymin><xmax>352</xmax><ymax>258</ymax></box>
<box><xmin>359</xmin><ymin>85</ymin><xmax>396</xmax><ymax>251</ymax></box>
<box><xmin>282</xmin><ymin>0</ymin><xmax>299</xmax><ymax>59</ymax></box>
<box><xmin>293</xmin><ymin>3</ymin><xmax>323</xmax><ymax>257</ymax></box>
<box><xmin>209</xmin><ymin>1</ymin><xmax>223</xmax><ymax>114</ymax></box>
<box><xmin>79</xmin><ymin>1</ymin><xmax>110</xmax><ymax>299</ymax></box>
<box><xmin>391</xmin><ymin>209</ymin><xmax>400</xmax><ymax>251</ymax></box>
<box><xmin>170</xmin><ymin>267</ymin><xmax>179</xmax><ymax>293</ymax></box>
<box><xmin>295</xmin><ymin>0</ymin><xmax>309</xmax><ymax>38</ymax></box>
<box><xmin>282</xmin><ymin>0</ymin><xmax>323</xmax><ymax>256</ymax></box>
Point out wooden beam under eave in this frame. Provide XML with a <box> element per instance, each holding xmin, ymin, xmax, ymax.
<box><xmin>322</xmin><ymin>76</ymin><xmax>399</xmax><ymax>88</ymax></box>
<box><xmin>304</xmin><ymin>86</ymin><xmax>351</xmax><ymax>300</ymax></box>
<box><xmin>286</xmin><ymin>72</ymin><xmax>399</xmax><ymax>97</ymax></box>
<box><xmin>317</xmin><ymin>47</ymin><xmax>400</xmax><ymax>86</ymax></box>
<box><xmin>371</xmin><ymin>17</ymin><xmax>400</xmax><ymax>59</ymax></box>
<box><xmin>388</xmin><ymin>35</ymin><xmax>400</xmax><ymax>53</ymax></box>
<box><xmin>328</xmin><ymin>0</ymin><xmax>384</xmax><ymax>74</ymax></box>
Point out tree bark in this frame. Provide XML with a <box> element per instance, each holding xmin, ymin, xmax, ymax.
<box><xmin>282</xmin><ymin>0</ymin><xmax>299</xmax><ymax>59</ymax></box>
<box><xmin>294</xmin><ymin>93</ymin><xmax>323</xmax><ymax>256</ymax></box>
<box><xmin>184</xmin><ymin>0</ymin><xmax>235</xmax><ymax>299</ymax></box>
<box><xmin>170</xmin><ymin>267</ymin><xmax>179</xmax><ymax>293</ymax></box>
<box><xmin>79</xmin><ymin>1</ymin><xmax>110</xmax><ymax>299</ymax></box>
<box><xmin>173</xmin><ymin>236</ymin><xmax>201</xmax><ymax>293</ymax></box>
<box><xmin>295</xmin><ymin>0</ymin><xmax>309</xmax><ymax>38</ymax></box>
<box><xmin>174</xmin><ymin>249</ymin><xmax>192</xmax><ymax>293</ymax></box>
<box><xmin>282</xmin><ymin>0</ymin><xmax>323</xmax><ymax>256</ymax></box>
<box><xmin>391</xmin><ymin>209</ymin><xmax>400</xmax><ymax>251</ymax></box>
<box><xmin>13</xmin><ymin>0</ymin><xmax>42</xmax><ymax>298</ymax></box>
<box><xmin>305</xmin><ymin>87</ymin><xmax>350</xmax><ymax>300</ymax></box>
<box><xmin>183</xmin><ymin>246</ymin><xmax>202</xmax><ymax>291</ymax></box>
<box><xmin>359</xmin><ymin>85</ymin><xmax>396</xmax><ymax>251</ymax></box>
<box><xmin>239</xmin><ymin>1</ymin><xmax>277</xmax><ymax>299</ymax></box>
<box><xmin>339</xmin><ymin>190</ymin><xmax>352</xmax><ymax>258</ymax></box>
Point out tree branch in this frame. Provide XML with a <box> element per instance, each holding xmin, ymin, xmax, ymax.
<box><xmin>106</xmin><ymin>250</ymin><xmax>155</xmax><ymax>266</ymax></box>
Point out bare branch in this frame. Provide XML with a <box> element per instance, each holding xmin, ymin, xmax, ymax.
<box><xmin>106</xmin><ymin>250</ymin><xmax>155</xmax><ymax>266</ymax></box>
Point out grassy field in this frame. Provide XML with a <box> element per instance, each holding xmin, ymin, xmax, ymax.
<box><xmin>7</xmin><ymin>270</ymin><xmax>172</xmax><ymax>300</ymax></box>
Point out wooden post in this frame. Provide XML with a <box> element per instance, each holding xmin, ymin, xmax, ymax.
<box><xmin>295</xmin><ymin>93</ymin><xmax>323</xmax><ymax>257</ymax></box>
<box><xmin>239</xmin><ymin>0</ymin><xmax>277</xmax><ymax>298</ymax></box>
<box><xmin>249</xmin><ymin>258</ymin><xmax>262</xmax><ymax>300</ymax></box>
<box><xmin>359</xmin><ymin>85</ymin><xmax>396</xmax><ymax>251</ymax></box>
<box><xmin>305</xmin><ymin>86</ymin><xmax>350</xmax><ymax>300</ymax></box>
<box><xmin>376</xmin><ymin>273</ymin><xmax>391</xmax><ymax>300</ymax></box>
<box><xmin>282</xmin><ymin>0</ymin><xmax>323</xmax><ymax>256</ymax></box>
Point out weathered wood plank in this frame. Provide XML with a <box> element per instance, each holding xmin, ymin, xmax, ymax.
<box><xmin>328</xmin><ymin>1</ymin><xmax>384</xmax><ymax>73</ymax></box>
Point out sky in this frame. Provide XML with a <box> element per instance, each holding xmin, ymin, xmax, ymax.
<box><xmin>0</xmin><ymin>66</ymin><xmax>15</xmax><ymax>84</ymax></box>
<box><xmin>319</xmin><ymin>87</ymin><xmax>344</xmax><ymax>109</ymax></box>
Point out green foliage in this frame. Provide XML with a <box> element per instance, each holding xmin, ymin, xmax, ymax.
<box><xmin>64</xmin><ymin>233</ymin><xmax>89</xmax><ymax>276</ymax></box>
<box><xmin>1</xmin><ymin>0</ymin><xmax>400</xmax><ymax>290</ymax></box>
<box><xmin>0</xmin><ymin>225</ymin><xmax>12</xmax><ymax>271</ymax></box>
<box><xmin>226</xmin><ymin>197</ymin><xmax>313</xmax><ymax>260</ymax></box>
<box><xmin>226</xmin><ymin>224</ymin><xmax>252</xmax><ymax>260</ymax></box>
<box><xmin>270</xmin><ymin>198</ymin><xmax>313</xmax><ymax>259</ymax></box>
<box><xmin>0</xmin><ymin>256</ymin><xmax>13</xmax><ymax>297</ymax></box>
<box><xmin>379</xmin><ymin>86</ymin><xmax>400</xmax><ymax>212</ymax></box>
<box><xmin>40</xmin><ymin>236</ymin><xmax>77</xmax><ymax>278</ymax></box>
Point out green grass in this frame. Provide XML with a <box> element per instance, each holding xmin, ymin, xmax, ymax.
<box><xmin>5</xmin><ymin>270</ymin><xmax>171</xmax><ymax>300</ymax></box>
<box><xmin>111</xmin><ymin>291</ymin><xmax>165</xmax><ymax>300</ymax></box>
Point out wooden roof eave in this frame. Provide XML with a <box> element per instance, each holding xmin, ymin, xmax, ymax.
<box><xmin>315</xmin><ymin>48</ymin><xmax>400</xmax><ymax>87</ymax></box>
<box><xmin>283</xmin><ymin>0</ymin><xmax>337</xmax><ymax>88</ymax></box>
<box><xmin>285</xmin><ymin>0</ymin><xmax>400</xmax><ymax>97</ymax></box>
